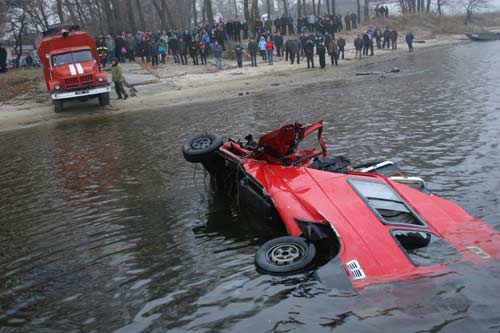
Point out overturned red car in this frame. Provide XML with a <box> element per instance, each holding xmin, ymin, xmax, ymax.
<box><xmin>182</xmin><ymin>121</ymin><xmax>500</xmax><ymax>290</ymax></box>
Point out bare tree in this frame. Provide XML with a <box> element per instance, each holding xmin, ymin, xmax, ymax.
<box><xmin>205</xmin><ymin>0</ymin><xmax>214</xmax><ymax>24</ymax></box>
<box><xmin>356</xmin><ymin>0</ymin><xmax>361</xmax><ymax>23</ymax></box>
<box><xmin>56</xmin><ymin>0</ymin><xmax>65</xmax><ymax>23</ymax></box>
<box><xmin>461</xmin><ymin>0</ymin><xmax>489</xmax><ymax>24</ymax></box>
<box><xmin>282</xmin><ymin>0</ymin><xmax>288</xmax><ymax>15</ymax></box>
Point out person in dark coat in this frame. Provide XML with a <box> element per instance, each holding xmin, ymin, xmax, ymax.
<box><xmin>344</xmin><ymin>14</ymin><xmax>351</xmax><ymax>31</ymax></box>
<box><xmin>179</xmin><ymin>38</ymin><xmax>188</xmax><ymax>65</ymax></box>
<box><xmin>149</xmin><ymin>40</ymin><xmax>159</xmax><ymax>66</ymax></box>
<box><xmin>304</xmin><ymin>39</ymin><xmax>315</xmax><ymax>68</ymax></box>
<box><xmin>1</xmin><ymin>43</ymin><xmax>8</xmax><ymax>73</ymax></box>
<box><xmin>248</xmin><ymin>38</ymin><xmax>258</xmax><ymax>67</ymax></box>
<box><xmin>190</xmin><ymin>42</ymin><xmax>199</xmax><ymax>65</ymax></box>
<box><xmin>337</xmin><ymin>38</ymin><xmax>346</xmax><ymax>60</ymax></box>
<box><xmin>383</xmin><ymin>27</ymin><xmax>391</xmax><ymax>49</ymax></box>
<box><xmin>274</xmin><ymin>35</ymin><xmax>284</xmax><ymax>57</ymax></box>
<box><xmin>317</xmin><ymin>42</ymin><xmax>326</xmax><ymax>68</ymax></box>
<box><xmin>362</xmin><ymin>33</ymin><xmax>369</xmax><ymax>56</ymax></box>
<box><xmin>169</xmin><ymin>36</ymin><xmax>180</xmax><ymax>63</ymax></box>
<box><xmin>405</xmin><ymin>32</ymin><xmax>415</xmax><ymax>52</ymax></box>
<box><xmin>281</xmin><ymin>15</ymin><xmax>288</xmax><ymax>35</ymax></box>
<box><xmin>391</xmin><ymin>29</ymin><xmax>398</xmax><ymax>49</ymax></box>
<box><xmin>288</xmin><ymin>15</ymin><xmax>295</xmax><ymax>35</ymax></box>
<box><xmin>351</xmin><ymin>13</ymin><xmax>357</xmax><ymax>29</ymax></box>
<box><xmin>234</xmin><ymin>43</ymin><xmax>244</xmax><ymax>68</ymax></box>
<box><xmin>354</xmin><ymin>35</ymin><xmax>364</xmax><ymax>59</ymax></box>
<box><xmin>374</xmin><ymin>27</ymin><xmax>382</xmax><ymax>49</ymax></box>
<box><xmin>285</xmin><ymin>39</ymin><xmax>300</xmax><ymax>64</ymax></box>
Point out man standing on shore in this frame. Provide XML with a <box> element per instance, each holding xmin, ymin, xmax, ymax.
<box><xmin>248</xmin><ymin>38</ymin><xmax>258</xmax><ymax>67</ymax></box>
<box><xmin>344</xmin><ymin>14</ymin><xmax>351</xmax><ymax>31</ymax></box>
<box><xmin>213</xmin><ymin>41</ymin><xmax>223</xmax><ymax>69</ymax></box>
<box><xmin>354</xmin><ymin>35</ymin><xmax>364</xmax><ymax>59</ymax></box>
<box><xmin>406</xmin><ymin>32</ymin><xmax>415</xmax><ymax>52</ymax></box>
<box><xmin>337</xmin><ymin>38</ymin><xmax>346</xmax><ymax>60</ymax></box>
<box><xmin>0</xmin><ymin>44</ymin><xmax>7</xmax><ymax>73</ymax></box>
<box><xmin>111</xmin><ymin>58</ymin><xmax>128</xmax><ymax>100</ymax></box>
<box><xmin>383</xmin><ymin>27</ymin><xmax>391</xmax><ymax>49</ymax></box>
<box><xmin>391</xmin><ymin>29</ymin><xmax>398</xmax><ymax>50</ymax></box>
<box><xmin>374</xmin><ymin>27</ymin><xmax>382</xmax><ymax>49</ymax></box>
<box><xmin>318</xmin><ymin>42</ymin><xmax>326</xmax><ymax>68</ymax></box>
<box><xmin>304</xmin><ymin>39</ymin><xmax>315</xmax><ymax>68</ymax></box>
<box><xmin>234</xmin><ymin>42</ymin><xmax>244</xmax><ymax>68</ymax></box>
<box><xmin>274</xmin><ymin>34</ymin><xmax>284</xmax><ymax>57</ymax></box>
<box><xmin>328</xmin><ymin>38</ymin><xmax>338</xmax><ymax>66</ymax></box>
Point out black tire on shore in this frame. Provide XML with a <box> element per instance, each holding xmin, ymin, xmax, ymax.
<box><xmin>99</xmin><ymin>92</ymin><xmax>110</xmax><ymax>106</ymax></box>
<box><xmin>255</xmin><ymin>236</ymin><xmax>317</xmax><ymax>275</ymax></box>
<box><xmin>182</xmin><ymin>133</ymin><xmax>223</xmax><ymax>163</ymax></box>
<box><xmin>54</xmin><ymin>100</ymin><xmax>63</xmax><ymax>113</ymax></box>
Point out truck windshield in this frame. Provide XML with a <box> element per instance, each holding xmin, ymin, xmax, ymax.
<box><xmin>52</xmin><ymin>50</ymin><xmax>93</xmax><ymax>67</ymax></box>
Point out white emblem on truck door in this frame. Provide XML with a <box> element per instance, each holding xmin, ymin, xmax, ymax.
<box><xmin>75</xmin><ymin>63</ymin><xmax>84</xmax><ymax>74</ymax></box>
<box><xmin>69</xmin><ymin>64</ymin><xmax>77</xmax><ymax>75</ymax></box>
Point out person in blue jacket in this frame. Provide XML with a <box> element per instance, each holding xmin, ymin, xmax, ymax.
<box><xmin>406</xmin><ymin>32</ymin><xmax>415</xmax><ymax>52</ymax></box>
<box><xmin>258</xmin><ymin>36</ymin><xmax>267</xmax><ymax>61</ymax></box>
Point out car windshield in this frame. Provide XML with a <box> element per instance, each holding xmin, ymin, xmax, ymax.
<box><xmin>52</xmin><ymin>50</ymin><xmax>93</xmax><ymax>67</ymax></box>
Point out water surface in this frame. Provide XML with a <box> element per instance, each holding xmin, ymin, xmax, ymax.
<box><xmin>1</xmin><ymin>42</ymin><xmax>500</xmax><ymax>332</ymax></box>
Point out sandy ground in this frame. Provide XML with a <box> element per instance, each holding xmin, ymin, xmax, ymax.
<box><xmin>0</xmin><ymin>33</ymin><xmax>469</xmax><ymax>133</ymax></box>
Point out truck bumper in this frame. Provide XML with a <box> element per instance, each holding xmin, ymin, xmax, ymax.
<box><xmin>51</xmin><ymin>85</ymin><xmax>111</xmax><ymax>100</ymax></box>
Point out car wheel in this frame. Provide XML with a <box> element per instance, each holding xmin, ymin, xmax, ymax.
<box><xmin>255</xmin><ymin>236</ymin><xmax>317</xmax><ymax>275</ymax></box>
<box><xmin>99</xmin><ymin>92</ymin><xmax>110</xmax><ymax>106</ymax></box>
<box><xmin>182</xmin><ymin>133</ymin><xmax>223</xmax><ymax>163</ymax></box>
<box><xmin>54</xmin><ymin>100</ymin><xmax>63</xmax><ymax>113</ymax></box>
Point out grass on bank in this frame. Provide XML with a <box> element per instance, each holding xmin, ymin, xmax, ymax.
<box><xmin>0</xmin><ymin>68</ymin><xmax>44</xmax><ymax>103</ymax></box>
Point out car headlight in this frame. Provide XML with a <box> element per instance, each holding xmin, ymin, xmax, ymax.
<box><xmin>97</xmin><ymin>76</ymin><xmax>104</xmax><ymax>82</ymax></box>
<box><xmin>54</xmin><ymin>84</ymin><xmax>61</xmax><ymax>91</ymax></box>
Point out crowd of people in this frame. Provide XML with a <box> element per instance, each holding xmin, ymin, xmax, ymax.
<box><xmin>94</xmin><ymin>10</ymin><xmax>416</xmax><ymax>72</ymax></box>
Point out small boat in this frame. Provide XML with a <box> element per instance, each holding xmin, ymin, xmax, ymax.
<box><xmin>466</xmin><ymin>32</ymin><xmax>500</xmax><ymax>41</ymax></box>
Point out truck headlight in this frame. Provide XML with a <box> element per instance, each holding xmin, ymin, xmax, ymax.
<box><xmin>54</xmin><ymin>84</ymin><xmax>61</xmax><ymax>91</ymax></box>
<box><xmin>97</xmin><ymin>76</ymin><xmax>104</xmax><ymax>82</ymax></box>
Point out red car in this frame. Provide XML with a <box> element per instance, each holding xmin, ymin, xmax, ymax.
<box><xmin>182</xmin><ymin>121</ymin><xmax>500</xmax><ymax>290</ymax></box>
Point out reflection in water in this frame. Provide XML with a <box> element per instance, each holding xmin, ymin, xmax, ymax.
<box><xmin>1</xmin><ymin>42</ymin><xmax>500</xmax><ymax>332</ymax></box>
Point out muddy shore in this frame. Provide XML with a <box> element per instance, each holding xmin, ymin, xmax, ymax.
<box><xmin>0</xmin><ymin>33</ymin><xmax>468</xmax><ymax>133</ymax></box>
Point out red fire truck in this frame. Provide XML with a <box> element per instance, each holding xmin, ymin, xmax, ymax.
<box><xmin>37</xmin><ymin>25</ymin><xmax>111</xmax><ymax>113</ymax></box>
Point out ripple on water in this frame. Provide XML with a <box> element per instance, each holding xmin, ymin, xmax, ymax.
<box><xmin>1</xmin><ymin>42</ymin><xmax>500</xmax><ymax>332</ymax></box>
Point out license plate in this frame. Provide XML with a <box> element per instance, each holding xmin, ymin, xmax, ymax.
<box><xmin>76</xmin><ymin>90</ymin><xmax>89</xmax><ymax>95</ymax></box>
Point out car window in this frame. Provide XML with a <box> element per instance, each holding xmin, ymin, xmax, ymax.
<box><xmin>349</xmin><ymin>179</ymin><xmax>425</xmax><ymax>226</ymax></box>
<box><xmin>392</xmin><ymin>230</ymin><xmax>461</xmax><ymax>266</ymax></box>
<box><xmin>52</xmin><ymin>50</ymin><xmax>93</xmax><ymax>67</ymax></box>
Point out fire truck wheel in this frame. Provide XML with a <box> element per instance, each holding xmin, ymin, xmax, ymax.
<box><xmin>99</xmin><ymin>92</ymin><xmax>110</xmax><ymax>106</ymax></box>
<box><xmin>54</xmin><ymin>100</ymin><xmax>63</xmax><ymax>113</ymax></box>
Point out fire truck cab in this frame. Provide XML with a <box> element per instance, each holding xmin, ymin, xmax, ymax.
<box><xmin>37</xmin><ymin>25</ymin><xmax>111</xmax><ymax>113</ymax></box>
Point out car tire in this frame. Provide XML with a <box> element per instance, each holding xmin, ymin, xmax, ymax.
<box><xmin>54</xmin><ymin>100</ymin><xmax>63</xmax><ymax>113</ymax></box>
<box><xmin>99</xmin><ymin>92</ymin><xmax>110</xmax><ymax>106</ymax></box>
<box><xmin>255</xmin><ymin>236</ymin><xmax>317</xmax><ymax>275</ymax></box>
<box><xmin>182</xmin><ymin>133</ymin><xmax>223</xmax><ymax>163</ymax></box>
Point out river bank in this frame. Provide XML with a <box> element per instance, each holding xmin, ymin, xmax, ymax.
<box><xmin>0</xmin><ymin>32</ymin><xmax>468</xmax><ymax>133</ymax></box>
